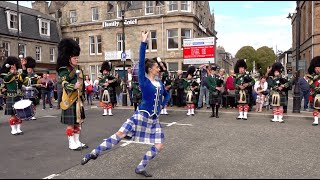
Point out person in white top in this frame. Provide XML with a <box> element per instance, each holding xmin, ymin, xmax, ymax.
<box><xmin>253</xmin><ymin>76</ymin><xmax>268</xmax><ymax>112</ymax></box>
<box><xmin>127</xmin><ymin>67</ymin><xmax>133</xmax><ymax>106</ymax></box>
<box><xmin>84</xmin><ymin>75</ymin><xmax>93</xmax><ymax>105</ymax></box>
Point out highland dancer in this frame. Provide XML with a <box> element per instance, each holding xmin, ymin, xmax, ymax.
<box><xmin>81</xmin><ymin>31</ymin><xmax>170</xmax><ymax>177</ymax></box>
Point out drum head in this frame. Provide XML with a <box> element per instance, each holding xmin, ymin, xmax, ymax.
<box><xmin>13</xmin><ymin>100</ymin><xmax>32</xmax><ymax>109</ymax></box>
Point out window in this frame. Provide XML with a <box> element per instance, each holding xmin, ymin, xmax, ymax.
<box><xmin>97</xmin><ymin>35</ymin><xmax>102</xmax><ymax>54</ymax></box>
<box><xmin>145</xmin><ymin>1</ymin><xmax>154</xmax><ymax>14</ymax></box>
<box><xmin>10</xmin><ymin>13</ymin><xmax>18</xmax><ymax>29</ymax></box>
<box><xmin>35</xmin><ymin>46</ymin><xmax>41</xmax><ymax>61</ymax></box>
<box><xmin>18</xmin><ymin>44</ymin><xmax>26</xmax><ymax>58</ymax></box>
<box><xmin>6</xmin><ymin>11</ymin><xmax>21</xmax><ymax>31</ymax></box>
<box><xmin>181</xmin><ymin>1</ymin><xmax>191</xmax><ymax>12</ymax></box>
<box><xmin>168</xmin><ymin>62</ymin><xmax>178</xmax><ymax>72</ymax></box>
<box><xmin>50</xmin><ymin>48</ymin><xmax>55</xmax><ymax>62</ymax></box>
<box><xmin>69</xmin><ymin>10</ymin><xmax>77</xmax><ymax>23</ymax></box>
<box><xmin>117</xmin><ymin>5</ymin><xmax>124</xmax><ymax>18</ymax></box>
<box><xmin>89</xmin><ymin>36</ymin><xmax>95</xmax><ymax>55</ymax></box>
<box><xmin>181</xmin><ymin>29</ymin><xmax>191</xmax><ymax>48</ymax></box>
<box><xmin>74</xmin><ymin>37</ymin><xmax>80</xmax><ymax>44</ymax></box>
<box><xmin>2</xmin><ymin>42</ymin><xmax>10</xmax><ymax>57</ymax></box>
<box><xmin>39</xmin><ymin>19</ymin><xmax>50</xmax><ymax>36</ymax></box>
<box><xmin>167</xmin><ymin>1</ymin><xmax>178</xmax><ymax>12</ymax></box>
<box><xmin>117</xmin><ymin>33</ymin><xmax>123</xmax><ymax>51</ymax></box>
<box><xmin>92</xmin><ymin>7</ymin><xmax>99</xmax><ymax>21</ymax></box>
<box><xmin>167</xmin><ymin>29</ymin><xmax>178</xmax><ymax>49</ymax></box>
<box><xmin>150</xmin><ymin>31</ymin><xmax>157</xmax><ymax>51</ymax></box>
<box><xmin>89</xmin><ymin>36</ymin><xmax>102</xmax><ymax>55</ymax></box>
<box><xmin>90</xmin><ymin>65</ymin><xmax>96</xmax><ymax>82</ymax></box>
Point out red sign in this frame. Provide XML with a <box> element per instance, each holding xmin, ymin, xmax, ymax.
<box><xmin>183</xmin><ymin>45</ymin><xmax>215</xmax><ymax>59</ymax></box>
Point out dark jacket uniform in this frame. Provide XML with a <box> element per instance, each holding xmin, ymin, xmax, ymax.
<box><xmin>58</xmin><ymin>65</ymin><xmax>85</xmax><ymax>125</ymax></box>
<box><xmin>99</xmin><ymin>74</ymin><xmax>117</xmax><ymax>104</ymax></box>
<box><xmin>267</xmin><ymin>75</ymin><xmax>290</xmax><ymax>106</ymax></box>
<box><xmin>184</xmin><ymin>78</ymin><xmax>199</xmax><ymax>105</ymax></box>
<box><xmin>207</xmin><ymin>74</ymin><xmax>223</xmax><ymax>105</ymax></box>
<box><xmin>1</xmin><ymin>71</ymin><xmax>27</xmax><ymax>115</ymax></box>
<box><xmin>234</xmin><ymin>72</ymin><xmax>255</xmax><ymax>105</ymax></box>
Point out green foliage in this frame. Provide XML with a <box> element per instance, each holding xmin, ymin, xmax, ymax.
<box><xmin>235</xmin><ymin>46</ymin><xmax>257</xmax><ymax>72</ymax></box>
<box><xmin>235</xmin><ymin>46</ymin><xmax>276</xmax><ymax>76</ymax></box>
<box><xmin>256</xmin><ymin>46</ymin><xmax>276</xmax><ymax>75</ymax></box>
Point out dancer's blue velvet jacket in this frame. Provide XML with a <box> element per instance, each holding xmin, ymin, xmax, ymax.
<box><xmin>138</xmin><ymin>42</ymin><xmax>170</xmax><ymax>117</ymax></box>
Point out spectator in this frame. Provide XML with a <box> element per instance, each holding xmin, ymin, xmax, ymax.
<box><xmin>225</xmin><ymin>70</ymin><xmax>236</xmax><ymax>108</ymax></box>
<box><xmin>254</xmin><ymin>76</ymin><xmax>268</xmax><ymax>112</ymax></box>
<box><xmin>93</xmin><ymin>77</ymin><xmax>100</xmax><ymax>100</ymax></box>
<box><xmin>197</xmin><ymin>64</ymin><xmax>210</xmax><ymax>109</ymax></box>
<box><xmin>298</xmin><ymin>74</ymin><xmax>310</xmax><ymax>111</ymax></box>
<box><xmin>115</xmin><ymin>73</ymin><xmax>122</xmax><ymax>106</ymax></box>
<box><xmin>84</xmin><ymin>75</ymin><xmax>94</xmax><ymax>105</ymax></box>
<box><xmin>39</xmin><ymin>72</ymin><xmax>54</xmax><ymax>110</ymax></box>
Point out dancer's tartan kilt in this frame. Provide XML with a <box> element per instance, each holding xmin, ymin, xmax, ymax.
<box><xmin>61</xmin><ymin>103</ymin><xmax>85</xmax><ymax>125</ymax></box>
<box><xmin>269</xmin><ymin>90</ymin><xmax>287</xmax><ymax>106</ymax></box>
<box><xmin>5</xmin><ymin>96</ymin><xmax>22</xmax><ymax>116</ymax></box>
<box><xmin>119</xmin><ymin>110</ymin><xmax>164</xmax><ymax>144</ymax></box>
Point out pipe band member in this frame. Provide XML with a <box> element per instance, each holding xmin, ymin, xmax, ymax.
<box><xmin>0</xmin><ymin>56</ymin><xmax>27</xmax><ymax>135</ymax></box>
<box><xmin>184</xmin><ymin>65</ymin><xmax>199</xmax><ymax>116</ymax></box>
<box><xmin>23</xmin><ymin>56</ymin><xmax>39</xmax><ymax>120</ymax></box>
<box><xmin>307</xmin><ymin>56</ymin><xmax>320</xmax><ymax>126</ymax></box>
<box><xmin>207</xmin><ymin>66</ymin><xmax>224</xmax><ymax>118</ymax></box>
<box><xmin>234</xmin><ymin>59</ymin><xmax>254</xmax><ymax>120</ymax></box>
<box><xmin>81</xmin><ymin>31</ymin><xmax>170</xmax><ymax>178</ymax></box>
<box><xmin>56</xmin><ymin>38</ymin><xmax>88</xmax><ymax>151</ymax></box>
<box><xmin>267</xmin><ymin>62</ymin><xmax>290</xmax><ymax>123</ymax></box>
<box><xmin>99</xmin><ymin>61</ymin><xmax>116</xmax><ymax>116</ymax></box>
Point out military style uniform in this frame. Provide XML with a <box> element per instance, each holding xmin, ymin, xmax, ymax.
<box><xmin>58</xmin><ymin>65</ymin><xmax>86</xmax><ymax>125</ymax></box>
<box><xmin>207</xmin><ymin>73</ymin><xmax>224</xmax><ymax>118</ymax></box>
<box><xmin>99</xmin><ymin>74</ymin><xmax>117</xmax><ymax>116</ymax></box>
<box><xmin>234</xmin><ymin>71</ymin><xmax>254</xmax><ymax>120</ymax></box>
<box><xmin>267</xmin><ymin>62</ymin><xmax>290</xmax><ymax>123</ymax></box>
<box><xmin>132</xmin><ymin>81</ymin><xmax>142</xmax><ymax>111</ymax></box>
<box><xmin>0</xmin><ymin>78</ymin><xmax>4</xmax><ymax>110</ymax></box>
<box><xmin>184</xmin><ymin>77</ymin><xmax>199</xmax><ymax>116</ymax></box>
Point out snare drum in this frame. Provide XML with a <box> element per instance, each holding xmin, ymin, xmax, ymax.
<box><xmin>13</xmin><ymin>99</ymin><xmax>34</xmax><ymax>121</ymax></box>
<box><xmin>22</xmin><ymin>86</ymin><xmax>38</xmax><ymax>99</ymax></box>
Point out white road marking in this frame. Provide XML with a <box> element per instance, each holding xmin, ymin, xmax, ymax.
<box><xmin>91</xmin><ymin>106</ymin><xmax>98</xmax><ymax>108</ymax></box>
<box><xmin>43</xmin><ymin>174</ymin><xmax>60</xmax><ymax>179</ymax></box>
<box><xmin>161</xmin><ymin>122</ymin><xmax>193</xmax><ymax>126</ymax></box>
<box><xmin>120</xmin><ymin>140</ymin><xmax>154</xmax><ymax>147</ymax></box>
<box><xmin>42</xmin><ymin>115</ymin><xmax>57</xmax><ymax>118</ymax></box>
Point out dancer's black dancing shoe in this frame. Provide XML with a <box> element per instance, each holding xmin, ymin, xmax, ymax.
<box><xmin>135</xmin><ymin>169</ymin><xmax>152</xmax><ymax>177</ymax></box>
<box><xmin>81</xmin><ymin>153</ymin><xmax>98</xmax><ymax>165</ymax></box>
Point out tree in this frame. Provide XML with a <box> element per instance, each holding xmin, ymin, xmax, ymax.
<box><xmin>235</xmin><ymin>46</ymin><xmax>257</xmax><ymax>72</ymax></box>
<box><xmin>256</xmin><ymin>46</ymin><xmax>276</xmax><ymax>75</ymax></box>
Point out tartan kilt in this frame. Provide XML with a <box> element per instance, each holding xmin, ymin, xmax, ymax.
<box><xmin>209</xmin><ymin>91</ymin><xmax>221</xmax><ymax>105</ymax></box>
<box><xmin>132</xmin><ymin>92</ymin><xmax>142</xmax><ymax>104</ymax></box>
<box><xmin>5</xmin><ymin>96</ymin><xmax>22</xmax><ymax>116</ymax></box>
<box><xmin>269</xmin><ymin>91</ymin><xmax>287</xmax><ymax>106</ymax></box>
<box><xmin>61</xmin><ymin>103</ymin><xmax>85</xmax><ymax>125</ymax></box>
<box><xmin>119</xmin><ymin>110</ymin><xmax>164</xmax><ymax>144</ymax></box>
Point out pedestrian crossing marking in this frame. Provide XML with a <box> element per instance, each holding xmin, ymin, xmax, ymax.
<box><xmin>161</xmin><ymin>122</ymin><xmax>193</xmax><ymax>126</ymax></box>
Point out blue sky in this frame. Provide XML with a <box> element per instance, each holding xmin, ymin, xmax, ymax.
<box><xmin>10</xmin><ymin>1</ymin><xmax>296</xmax><ymax>56</ymax></box>
<box><xmin>209</xmin><ymin>1</ymin><xmax>296</xmax><ymax>56</ymax></box>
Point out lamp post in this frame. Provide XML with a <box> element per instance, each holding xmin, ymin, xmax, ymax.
<box><xmin>287</xmin><ymin>1</ymin><xmax>301</xmax><ymax>113</ymax></box>
<box><xmin>118</xmin><ymin>1</ymin><xmax>130</xmax><ymax>106</ymax></box>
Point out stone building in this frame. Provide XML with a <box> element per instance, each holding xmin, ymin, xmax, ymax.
<box><xmin>290</xmin><ymin>1</ymin><xmax>320</xmax><ymax>75</ymax></box>
<box><xmin>0</xmin><ymin>1</ymin><xmax>60</xmax><ymax>75</ymax></box>
<box><xmin>48</xmin><ymin>1</ymin><xmax>216</xmax><ymax>80</ymax></box>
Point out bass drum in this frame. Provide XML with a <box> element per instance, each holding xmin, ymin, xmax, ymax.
<box><xmin>132</xmin><ymin>63</ymin><xmax>139</xmax><ymax>82</ymax></box>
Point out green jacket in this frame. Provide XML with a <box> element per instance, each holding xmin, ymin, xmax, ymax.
<box><xmin>1</xmin><ymin>70</ymin><xmax>27</xmax><ymax>97</ymax></box>
<box><xmin>233</xmin><ymin>72</ymin><xmax>255</xmax><ymax>91</ymax></box>
<box><xmin>58</xmin><ymin>66</ymin><xmax>85</xmax><ymax>100</ymax></box>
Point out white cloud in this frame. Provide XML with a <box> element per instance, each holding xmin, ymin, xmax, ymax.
<box><xmin>243</xmin><ymin>4</ymin><xmax>253</xmax><ymax>9</ymax></box>
<box><xmin>252</xmin><ymin>14</ymin><xmax>292</xmax><ymax>26</ymax></box>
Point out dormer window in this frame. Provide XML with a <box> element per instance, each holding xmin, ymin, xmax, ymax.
<box><xmin>6</xmin><ymin>11</ymin><xmax>21</xmax><ymax>31</ymax></box>
<box><xmin>38</xmin><ymin>18</ymin><xmax>50</xmax><ymax>36</ymax></box>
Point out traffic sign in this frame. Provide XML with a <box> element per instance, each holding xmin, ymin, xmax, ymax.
<box><xmin>121</xmin><ymin>52</ymin><xmax>126</xmax><ymax>61</ymax></box>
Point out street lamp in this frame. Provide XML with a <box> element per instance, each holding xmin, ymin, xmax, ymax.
<box><xmin>118</xmin><ymin>1</ymin><xmax>131</xmax><ymax>106</ymax></box>
<box><xmin>288</xmin><ymin>1</ymin><xmax>301</xmax><ymax>113</ymax></box>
